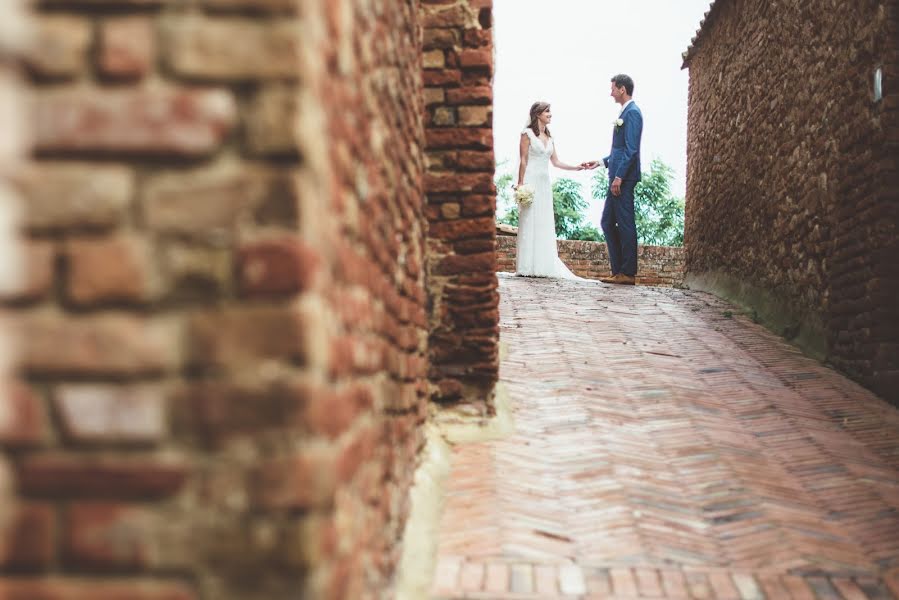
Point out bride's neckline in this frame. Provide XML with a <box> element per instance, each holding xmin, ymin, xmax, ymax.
<box><xmin>533</xmin><ymin>129</ymin><xmax>551</xmax><ymax>151</ymax></box>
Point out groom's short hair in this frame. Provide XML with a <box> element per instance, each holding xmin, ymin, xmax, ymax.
<box><xmin>611</xmin><ymin>74</ymin><xmax>634</xmax><ymax>96</ymax></box>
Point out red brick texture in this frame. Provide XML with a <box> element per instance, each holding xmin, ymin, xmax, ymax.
<box><xmin>423</xmin><ymin>0</ymin><xmax>500</xmax><ymax>410</ymax></box>
<box><xmin>683</xmin><ymin>0</ymin><xmax>899</xmax><ymax>404</ymax></box>
<box><xmin>0</xmin><ymin>2</ymin><xmax>497</xmax><ymax>600</ymax></box>
<box><xmin>0</xmin><ymin>0</ymin><xmax>28</xmax><ymax>548</ymax></box>
<box><xmin>496</xmin><ymin>229</ymin><xmax>686</xmax><ymax>287</ymax></box>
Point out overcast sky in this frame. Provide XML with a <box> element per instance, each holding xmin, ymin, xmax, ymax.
<box><xmin>493</xmin><ymin>0</ymin><xmax>714</xmax><ymax>223</ymax></box>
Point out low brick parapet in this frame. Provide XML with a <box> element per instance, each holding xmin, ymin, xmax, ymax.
<box><xmin>496</xmin><ymin>226</ymin><xmax>685</xmax><ymax>286</ymax></box>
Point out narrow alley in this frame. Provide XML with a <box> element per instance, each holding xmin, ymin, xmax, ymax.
<box><xmin>432</xmin><ymin>274</ymin><xmax>899</xmax><ymax>600</ymax></box>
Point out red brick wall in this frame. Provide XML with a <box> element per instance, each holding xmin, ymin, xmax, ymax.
<box><xmin>496</xmin><ymin>231</ymin><xmax>685</xmax><ymax>287</ymax></box>
<box><xmin>683</xmin><ymin>0</ymin><xmax>899</xmax><ymax>404</ymax></box>
<box><xmin>0</xmin><ymin>0</ymin><xmax>27</xmax><ymax>540</ymax></box>
<box><xmin>0</xmin><ymin>1</ymin><xmax>440</xmax><ymax>598</ymax></box>
<box><xmin>422</xmin><ymin>0</ymin><xmax>499</xmax><ymax>410</ymax></box>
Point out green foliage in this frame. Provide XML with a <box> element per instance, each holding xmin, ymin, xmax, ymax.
<box><xmin>551</xmin><ymin>178</ymin><xmax>603</xmax><ymax>241</ymax></box>
<box><xmin>496</xmin><ymin>168</ymin><xmax>518</xmax><ymax>226</ymax></box>
<box><xmin>496</xmin><ymin>157</ymin><xmax>684</xmax><ymax>245</ymax></box>
<box><xmin>591</xmin><ymin>158</ymin><xmax>685</xmax><ymax>247</ymax></box>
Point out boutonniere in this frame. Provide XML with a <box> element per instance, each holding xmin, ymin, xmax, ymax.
<box><xmin>614</xmin><ymin>118</ymin><xmax>624</xmax><ymax>129</ymax></box>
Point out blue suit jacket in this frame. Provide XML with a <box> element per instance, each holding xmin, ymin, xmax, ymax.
<box><xmin>603</xmin><ymin>102</ymin><xmax>643</xmax><ymax>182</ymax></box>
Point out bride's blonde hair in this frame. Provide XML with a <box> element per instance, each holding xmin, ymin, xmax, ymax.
<box><xmin>527</xmin><ymin>101</ymin><xmax>551</xmax><ymax>138</ymax></box>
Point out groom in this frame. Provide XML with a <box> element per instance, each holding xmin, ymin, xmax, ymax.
<box><xmin>584</xmin><ymin>74</ymin><xmax>643</xmax><ymax>285</ymax></box>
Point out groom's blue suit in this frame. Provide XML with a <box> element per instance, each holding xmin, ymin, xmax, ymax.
<box><xmin>602</xmin><ymin>101</ymin><xmax>643</xmax><ymax>277</ymax></box>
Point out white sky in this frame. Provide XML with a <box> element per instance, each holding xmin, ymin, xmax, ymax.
<box><xmin>493</xmin><ymin>0</ymin><xmax>713</xmax><ymax>224</ymax></box>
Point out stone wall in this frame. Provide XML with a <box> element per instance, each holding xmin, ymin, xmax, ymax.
<box><xmin>683</xmin><ymin>0</ymin><xmax>899</xmax><ymax>403</ymax></box>
<box><xmin>0</xmin><ymin>0</ymin><xmax>483</xmax><ymax>598</ymax></box>
<box><xmin>422</xmin><ymin>0</ymin><xmax>499</xmax><ymax>412</ymax></box>
<box><xmin>496</xmin><ymin>229</ymin><xmax>685</xmax><ymax>287</ymax></box>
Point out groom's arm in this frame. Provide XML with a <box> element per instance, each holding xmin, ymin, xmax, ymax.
<box><xmin>616</xmin><ymin>110</ymin><xmax>643</xmax><ymax>181</ymax></box>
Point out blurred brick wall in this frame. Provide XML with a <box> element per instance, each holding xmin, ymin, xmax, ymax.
<box><xmin>0</xmin><ymin>0</ymin><xmax>27</xmax><ymax>545</ymax></box>
<box><xmin>496</xmin><ymin>231</ymin><xmax>686</xmax><ymax>287</ymax></box>
<box><xmin>422</xmin><ymin>0</ymin><xmax>499</xmax><ymax>410</ymax></box>
<box><xmin>683</xmin><ymin>0</ymin><xmax>899</xmax><ymax>403</ymax></box>
<box><xmin>0</xmin><ymin>0</ymin><xmax>496</xmax><ymax>598</ymax></box>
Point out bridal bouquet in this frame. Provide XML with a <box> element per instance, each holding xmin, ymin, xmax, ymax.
<box><xmin>514</xmin><ymin>184</ymin><xmax>535</xmax><ymax>207</ymax></box>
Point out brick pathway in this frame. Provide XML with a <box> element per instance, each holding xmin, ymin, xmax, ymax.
<box><xmin>432</xmin><ymin>274</ymin><xmax>899</xmax><ymax>599</ymax></box>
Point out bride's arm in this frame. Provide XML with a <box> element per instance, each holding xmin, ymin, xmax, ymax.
<box><xmin>550</xmin><ymin>145</ymin><xmax>584</xmax><ymax>171</ymax></box>
<box><xmin>517</xmin><ymin>133</ymin><xmax>529</xmax><ymax>186</ymax></box>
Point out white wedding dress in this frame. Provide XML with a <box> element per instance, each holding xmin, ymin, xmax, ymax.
<box><xmin>516</xmin><ymin>128</ymin><xmax>582</xmax><ymax>279</ymax></box>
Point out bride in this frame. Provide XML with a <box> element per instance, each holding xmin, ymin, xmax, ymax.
<box><xmin>515</xmin><ymin>101</ymin><xmax>586</xmax><ymax>279</ymax></box>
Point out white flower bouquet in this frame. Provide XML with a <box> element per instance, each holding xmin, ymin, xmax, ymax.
<box><xmin>514</xmin><ymin>184</ymin><xmax>535</xmax><ymax>207</ymax></box>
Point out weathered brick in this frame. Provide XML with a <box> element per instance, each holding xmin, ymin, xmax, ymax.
<box><xmin>446</xmin><ymin>85</ymin><xmax>492</xmax><ymax>105</ymax></box>
<box><xmin>65</xmin><ymin>503</ymin><xmax>155</xmax><ymax>569</ymax></box>
<box><xmin>304</xmin><ymin>384</ymin><xmax>373</xmax><ymax>440</ymax></box>
<box><xmin>423</xmin><ymin>50</ymin><xmax>446</xmax><ymax>68</ymax></box>
<box><xmin>187</xmin><ymin>306</ymin><xmax>306</xmax><ymax>368</ymax></box>
<box><xmin>66</xmin><ymin>235</ymin><xmax>161</xmax><ymax>304</ymax></box>
<box><xmin>236</xmin><ymin>236</ymin><xmax>321</xmax><ymax>297</ymax></box>
<box><xmin>423</xmin><ymin>28</ymin><xmax>460</xmax><ymax>50</ymax></box>
<box><xmin>459</xmin><ymin>48</ymin><xmax>492</xmax><ymax>69</ymax></box>
<box><xmin>160</xmin><ymin>242</ymin><xmax>233</xmax><ymax>298</ymax></box>
<box><xmin>436</xmin><ymin>251</ymin><xmax>495</xmax><ymax>275</ymax></box>
<box><xmin>432</xmin><ymin>106</ymin><xmax>456</xmax><ymax>126</ymax></box>
<box><xmin>0</xmin><ymin>240</ymin><xmax>55</xmax><ymax>302</ymax></box>
<box><xmin>0</xmin><ymin>503</ymin><xmax>55</xmax><ymax>568</ymax></box>
<box><xmin>0</xmin><ymin>579</ymin><xmax>196</xmax><ymax>600</ymax></box>
<box><xmin>424</xmin><ymin>69</ymin><xmax>462</xmax><ymax>87</ymax></box>
<box><xmin>99</xmin><ymin>17</ymin><xmax>156</xmax><ymax>80</ymax></box>
<box><xmin>336</xmin><ymin>425</ymin><xmax>380</xmax><ymax>483</ymax></box>
<box><xmin>175</xmin><ymin>377</ymin><xmax>307</xmax><ymax>445</ymax></box>
<box><xmin>244</xmin><ymin>85</ymin><xmax>299</xmax><ymax>156</ymax></box>
<box><xmin>0</xmin><ymin>381</ymin><xmax>49</xmax><ymax>446</ymax></box>
<box><xmin>18</xmin><ymin>454</ymin><xmax>189</xmax><ymax>499</ymax></box>
<box><xmin>424</xmin><ymin>87</ymin><xmax>446</xmax><ymax>106</ymax></box>
<box><xmin>426</xmin><ymin>172</ymin><xmax>493</xmax><ymax>193</ymax></box>
<box><xmin>422</xmin><ymin>4</ymin><xmax>477</xmax><ymax>28</ymax></box>
<box><xmin>25</xmin><ymin>16</ymin><xmax>92</xmax><ymax>79</ymax></box>
<box><xmin>32</xmin><ymin>88</ymin><xmax>237</xmax><ymax>156</ymax></box>
<box><xmin>458</xmin><ymin>105</ymin><xmax>491</xmax><ymax>126</ymax></box>
<box><xmin>457</xmin><ymin>151</ymin><xmax>494</xmax><ymax>171</ymax></box>
<box><xmin>430</xmin><ymin>217</ymin><xmax>495</xmax><ymax>241</ymax></box>
<box><xmin>21</xmin><ymin>314</ymin><xmax>181</xmax><ymax>376</ymax></box>
<box><xmin>142</xmin><ymin>166</ymin><xmax>272</xmax><ymax>237</ymax></box>
<box><xmin>16</xmin><ymin>163</ymin><xmax>133</xmax><ymax>231</ymax></box>
<box><xmin>163</xmin><ymin>17</ymin><xmax>300</xmax><ymax>81</ymax></box>
<box><xmin>441</xmin><ymin>203</ymin><xmax>461</xmax><ymax>219</ymax></box>
<box><xmin>55</xmin><ymin>384</ymin><xmax>167</xmax><ymax>444</ymax></box>
<box><xmin>426</xmin><ymin>127</ymin><xmax>492</xmax><ymax>149</ymax></box>
<box><xmin>254</xmin><ymin>447</ymin><xmax>336</xmax><ymax>509</ymax></box>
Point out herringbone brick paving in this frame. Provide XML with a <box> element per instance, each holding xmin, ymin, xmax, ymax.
<box><xmin>432</xmin><ymin>274</ymin><xmax>899</xmax><ymax>599</ymax></box>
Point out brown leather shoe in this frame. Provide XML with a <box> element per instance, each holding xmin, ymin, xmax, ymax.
<box><xmin>610</xmin><ymin>273</ymin><xmax>636</xmax><ymax>285</ymax></box>
<box><xmin>599</xmin><ymin>273</ymin><xmax>617</xmax><ymax>283</ymax></box>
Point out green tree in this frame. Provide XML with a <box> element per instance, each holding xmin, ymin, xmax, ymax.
<box><xmin>551</xmin><ymin>178</ymin><xmax>603</xmax><ymax>241</ymax></box>
<box><xmin>496</xmin><ymin>167</ymin><xmax>518</xmax><ymax>226</ymax></box>
<box><xmin>591</xmin><ymin>158</ymin><xmax>684</xmax><ymax>247</ymax></box>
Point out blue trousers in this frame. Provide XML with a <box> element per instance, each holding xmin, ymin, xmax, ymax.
<box><xmin>601</xmin><ymin>179</ymin><xmax>638</xmax><ymax>277</ymax></box>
